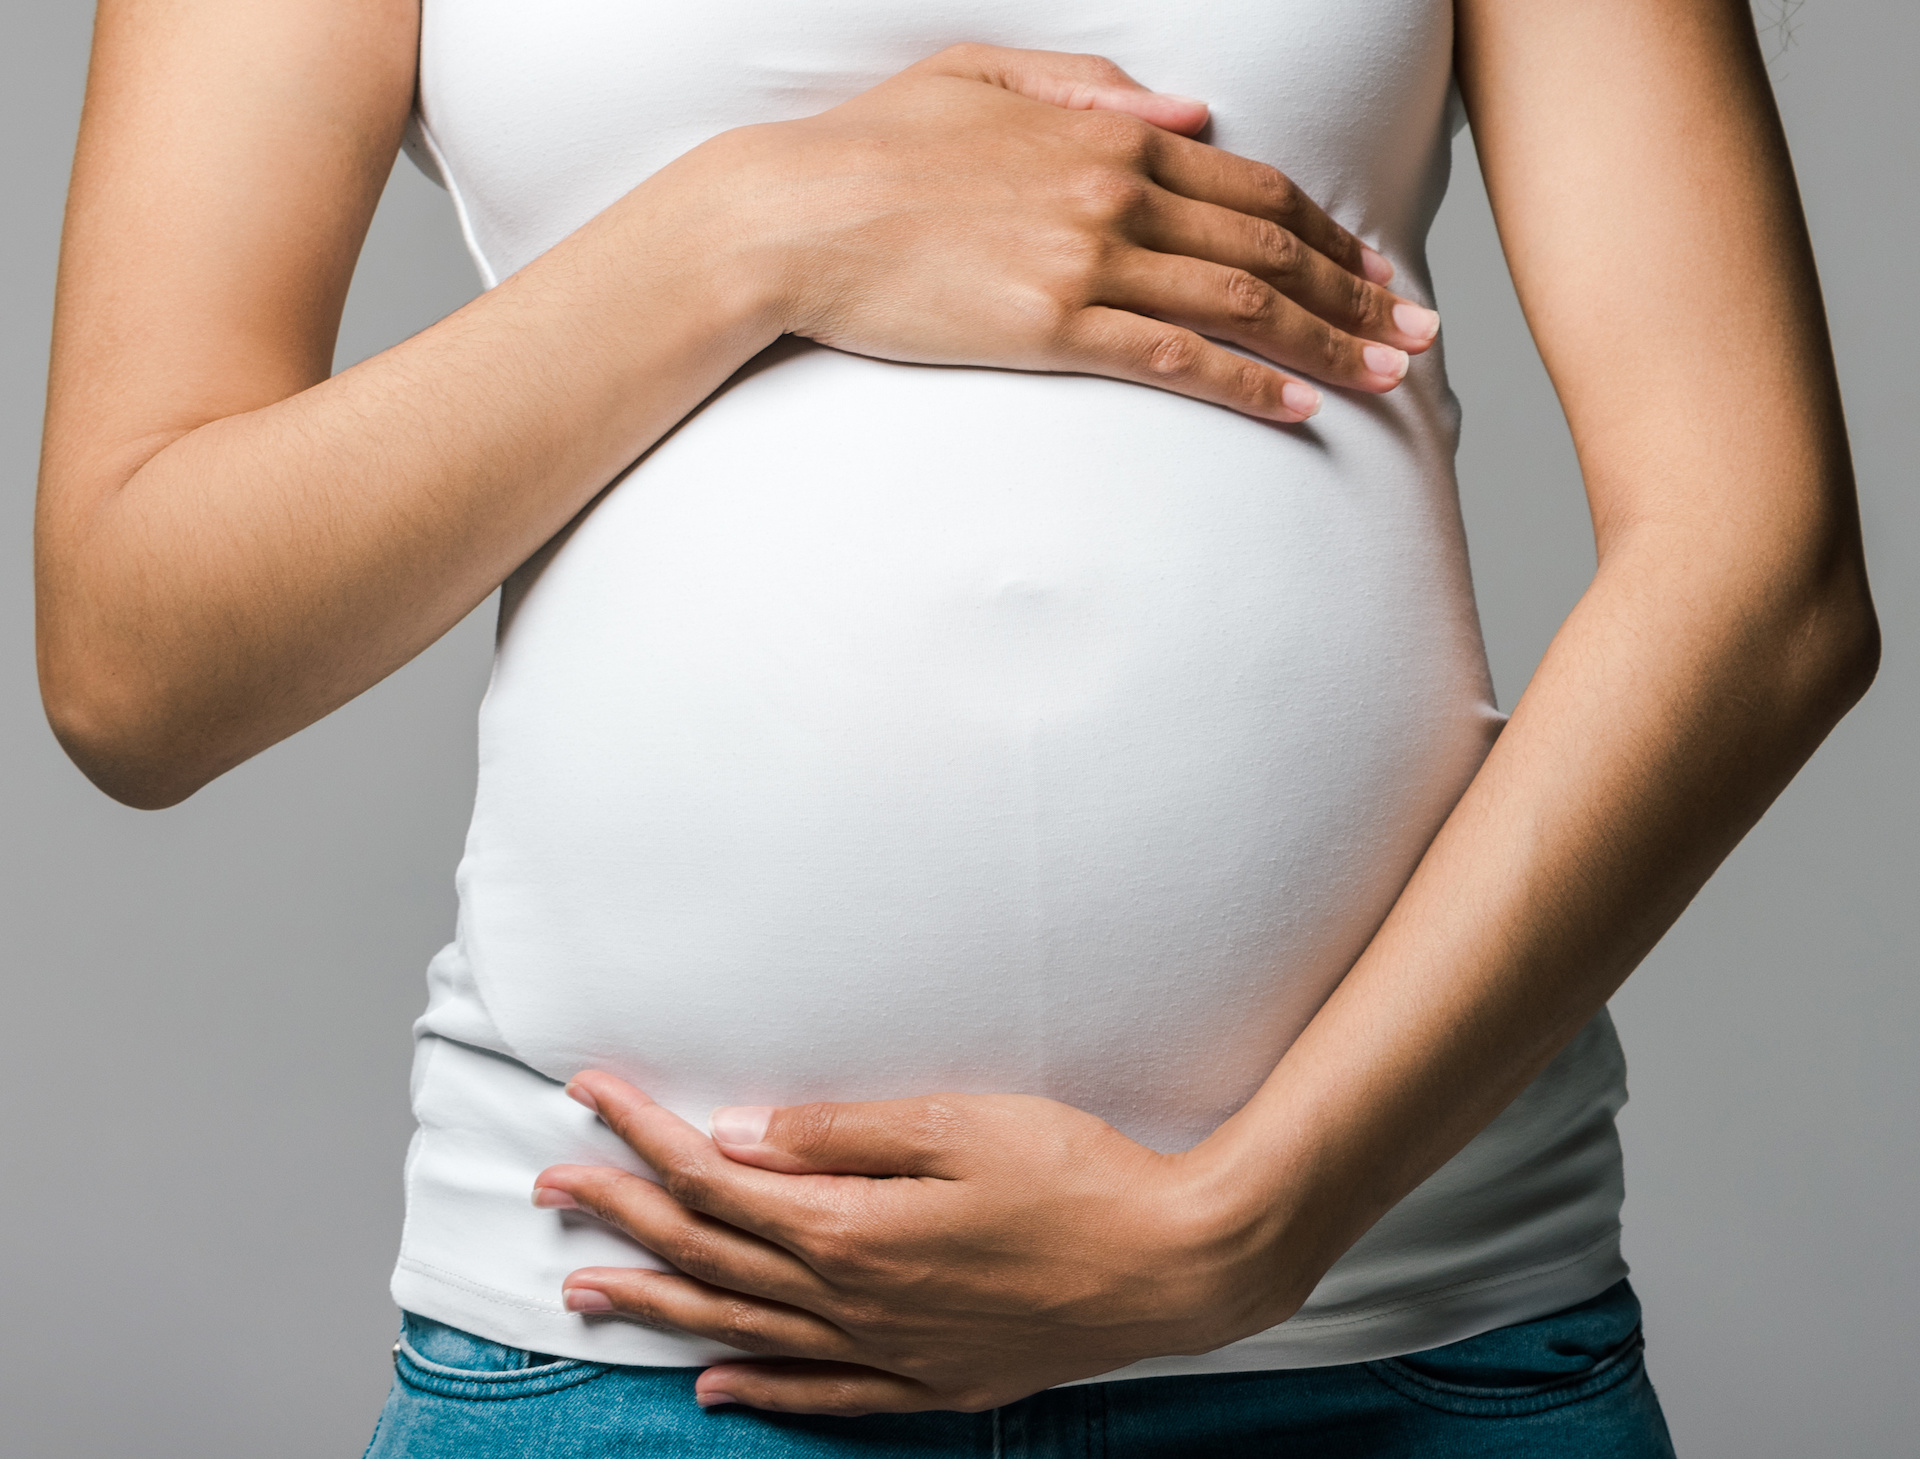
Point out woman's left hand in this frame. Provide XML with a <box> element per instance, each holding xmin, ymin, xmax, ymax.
<box><xmin>531</xmin><ymin>1069</ymin><xmax>1301</xmax><ymax>1414</ymax></box>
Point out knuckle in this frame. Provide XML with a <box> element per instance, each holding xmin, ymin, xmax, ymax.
<box><xmin>1256</xmin><ymin>167</ymin><xmax>1303</xmax><ymax>225</ymax></box>
<box><xmin>819</xmin><ymin>1379</ymin><xmax>875</xmax><ymax>1417</ymax></box>
<box><xmin>1079</xmin><ymin>108</ymin><xmax>1154</xmax><ymax>163</ymax></box>
<box><xmin>889</xmin><ymin>1350</ymin><xmax>940</xmax><ymax>1383</ymax></box>
<box><xmin>1220</xmin><ymin>269</ymin><xmax>1274</xmax><ymax>328</ymax></box>
<box><xmin>1255</xmin><ymin>221</ymin><xmax>1304</xmax><ymax>278</ymax></box>
<box><xmin>1312</xmin><ymin>319</ymin><xmax>1348</xmax><ymax>374</ymax></box>
<box><xmin>909</xmin><ymin>1100</ymin><xmax>963</xmax><ymax>1147</ymax></box>
<box><xmin>615</xmin><ymin>1276</ymin><xmax>674</xmax><ymax>1329</ymax></box>
<box><xmin>780</xmin><ymin>1102</ymin><xmax>842</xmax><ymax>1160</ymax></box>
<box><xmin>802</xmin><ymin>1209</ymin><xmax>892</xmax><ymax>1283</ymax></box>
<box><xmin>1141</xmin><ymin>330</ymin><xmax>1203</xmax><ymax>381</ymax></box>
<box><xmin>804</xmin><ymin>1224</ymin><xmax>848</xmax><ymax>1264</ymax></box>
<box><xmin>714</xmin><ymin>1301</ymin><xmax>777</xmax><ymax>1353</ymax></box>
<box><xmin>1070</xmin><ymin>165</ymin><xmax>1151</xmax><ymax>223</ymax></box>
<box><xmin>1071</xmin><ymin>51</ymin><xmax>1131</xmax><ymax>85</ymax></box>
<box><xmin>803</xmin><ymin>1230</ymin><xmax>866</xmax><ymax>1282</ymax></box>
<box><xmin>1342</xmin><ymin>273</ymin><xmax>1370</xmax><ymax>322</ymax></box>
<box><xmin>1346</xmin><ymin>272</ymin><xmax>1385</xmax><ymax>330</ymax></box>
<box><xmin>832</xmin><ymin>1297</ymin><xmax>897</xmax><ymax>1335</ymax></box>
<box><xmin>1033</xmin><ymin>290</ymin><xmax>1088</xmax><ymax>350</ymax></box>
<box><xmin>931</xmin><ymin>41</ymin><xmax>992</xmax><ymax>70</ymax></box>
<box><xmin>656</xmin><ymin>1153</ymin><xmax>712</xmax><ymax>1205</ymax></box>
<box><xmin>663</xmin><ymin>1223</ymin><xmax>726</xmax><ymax>1284</ymax></box>
<box><xmin>1043</xmin><ymin>234</ymin><xmax>1111</xmax><ymax>300</ymax></box>
<box><xmin>1234</xmin><ymin>360</ymin><xmax>1277</xmax><ymax>407</ymax></box>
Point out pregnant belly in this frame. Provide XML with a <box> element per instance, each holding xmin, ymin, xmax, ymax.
<box><xmin>454</xmin><ymin>344</ymin><xmax>1499</xmax><ymax>1153</ymax></box>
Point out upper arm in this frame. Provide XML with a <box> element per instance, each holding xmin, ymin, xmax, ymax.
<box><xmin>40</xmin><ymin>0</ymin><xmax>417</xmax><ymax>515</ymax></box>
<box><xmin>1454</xmin><ymin>0</ymin><xmax>1856</xmax><ymax>563</ymax></box>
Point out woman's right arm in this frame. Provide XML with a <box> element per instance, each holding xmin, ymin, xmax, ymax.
<box><xmin>38</xmin><ymin>2</ymin><xmax>1436</xmax><ymax>809</ymax></box>
<box><xmin>39</xmin><ymin>0</ymin><xmax>774</xmax><ymax>809</ymax></box>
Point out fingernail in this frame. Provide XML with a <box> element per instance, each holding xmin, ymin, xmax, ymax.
<box><xmin>1280</xmin><ymin>381</ymin><xmax>1321</xmax><ymax>418</ymax></box>
<box><xmin>697</xmin><ymin>1391</ymin><xmax>737</xmax><ymax>1408</ymax></box>
<box><xmin>1362</xmin><ymin>344</ymin><xmax>1409</xmax><ymax>382</ymax></box>
<box><xmin>710</xmin><ymin>1106</ymin><xmax>773</xmax><ymax>1146</ymax></box>
<box><xmin>1360</xmin><ymin>246</ymin><xmax>1396</xmax><ymax>285</ymax></box>
<box><xmin>1391</xmin><ymin>302</ymin><xmax>1440</xmax><ymax>343</ymax></box>
<box><xmin>532</xmin><ymin>1186</ymin><xmax>579</xmax><ymax>1210</ymax></box>
<box><xmin>564</xmin><ymin>1287</ymin><xmax>614</xmax><ymax>1314</ymax></box>
<box><xmin>566</xmin><ymin>1082</ymin><xmax>601</xmax><ymax>1115</ymax></box>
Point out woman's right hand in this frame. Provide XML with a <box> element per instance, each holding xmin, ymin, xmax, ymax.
<box><xmin>692</xmin><ymin>45</ymin><xmax>1441</xmax><ymax>423</ymax></box>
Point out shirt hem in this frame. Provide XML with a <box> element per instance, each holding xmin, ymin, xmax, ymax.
<box><xmin>390</xmin><ymin>1228</ymin><xmax>1627</xmax><ymax>1380</ymax></box>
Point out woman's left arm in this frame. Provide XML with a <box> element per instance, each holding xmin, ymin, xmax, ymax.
<box><xmin>532</xmin><ymin>0</ymin><xmax>1878</xmax><ymax>1414</ymax></box>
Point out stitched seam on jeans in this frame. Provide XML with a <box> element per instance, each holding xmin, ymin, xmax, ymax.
<box><xmin>1275</xmin><ymin>1228</ymin><xmax>1623</xmax><ymax>1333</ymax></box>
<box><xmin>1365</xmin><ymin>1340</ymin><xmax>1646</xmax><ymax>1417</ymax></box>
<box><xmin>1377</xmin><ymin>1329</ymin><xmax>1643</xmax><ymax>1399</ymax></box>
<box><xmin>396</xmin><ymin>1335</ymin><xmax>599</xmax><ymax>1383</ymax></box>
<box><xmin>391</xmin><ymin>1332</ymin><xmax>617</xmax><ymax>1402</ymax></box>
<box><xmin>395</xmin><ymin>1360</ymin><xmax>615</xmax><ymax>1404</ymax></box>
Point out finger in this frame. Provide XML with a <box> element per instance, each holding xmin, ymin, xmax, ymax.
<box><xmin>1104</xmin><ymin>252</ymin><xmax>1412</xmax><ymax>393</ymax></box>
<box><xmin>711</xmin><ymin>1096</ymin><xmax>965</xmax><ymax>1177</ymax></box>
<box><xmin>1142</xmin><ymin>132</ymin><xmax>1394</xmax><ymax>284</ymax></box>
<box><xmin>563</xmin><ymin>1071</ymin><xmax>848</xmax><ymax>1244</ymax></box>
<box><xmin>697</xmin><ymin>1361</ymin><xmax>951</xmax><ymax>1417</ymax></box>
<box><xmin>1059</xmin><ymin>306</ymin><xmax>1324</xmax><ymax>422</ymax></box>
<box><xmin>532</xmin><ymin>1162</ymin><xmax>835</xmax><ymax>1308</ymax></box>
<box><xmin>919</xmin><ymin>42</ymin><xmax>1210</xmax><ymax>136</ymax></box>
<box><xmin>557</xmin><ymin>1267</ymin><xmax>862</xmax><ymax>1363</ymax></box>
<box><xmin>1137</xmin><ymin>194</ymin><xmax>1440</xmax><ymax>353</ymax></box>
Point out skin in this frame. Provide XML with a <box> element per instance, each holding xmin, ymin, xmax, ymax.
<box><xmin>38</xmin><ymin>25</ymin><xmax>1430</xmax><ymax>810</ymax></box>
<box><xmin>39</xmin><ymin>0</ymin><xmax>1877</xmax><ymax>1426</ymax></box>
<box><xmin>532</xmin><ymin>0</ymin><xmax>1879</xmax><ymax>1416</ymax></box>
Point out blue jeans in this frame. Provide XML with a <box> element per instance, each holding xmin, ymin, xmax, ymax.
<box><xmin>365</xmin><ymin>1280</ymin><xmax>1675</xmax><ymax>1457</ymax></box>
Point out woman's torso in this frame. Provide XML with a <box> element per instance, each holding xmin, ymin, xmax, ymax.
<box><xmin>393</xmin><ymin>0</ymin><xmax>1631</xmax><ymax>1379</ymax></box>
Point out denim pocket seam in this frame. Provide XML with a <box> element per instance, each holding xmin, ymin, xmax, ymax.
<box><xmin>394</xmin><ymin>1340</ymin><xmax>615</xmax><ymax>1402</ymax></box>
<box><xmin>1364</xmin><ymin>1331</ymin><xmax>1646</xmax><ymax>1418</ymax></box>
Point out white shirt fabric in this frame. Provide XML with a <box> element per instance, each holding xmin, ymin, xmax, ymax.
<box><xmin>391</xmin><ymin>0</ymin><xmax>1631</xmax><ymax>1381</ymax></box>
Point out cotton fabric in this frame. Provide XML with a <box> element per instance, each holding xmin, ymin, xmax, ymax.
<box><xmin>391</xmin><ymin>0</ymin><xmax>1633</xmax><ymax>1378</ymax></box>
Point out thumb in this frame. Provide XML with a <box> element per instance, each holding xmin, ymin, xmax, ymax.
<box><xmin>710</xmin><ymin>1097</ymin><xmax>964</xmax><ymax>1178</ymax></box>
<box><xmin>921</xmin><ymin>42</ymin><xmax>1209</xmax><ymax>136</ymax></box>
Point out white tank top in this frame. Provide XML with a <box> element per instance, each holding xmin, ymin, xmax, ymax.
<box><xmin>393</xmin><ymin>0</ymin><xmax>1631</xmax><ymax>1379</ymax></box>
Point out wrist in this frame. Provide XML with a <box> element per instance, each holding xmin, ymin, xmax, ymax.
<box><xmin>1167</xmin><ymin>1084</ymin><xmax>1405</xmax><ymax>1339</ymax></box>
<box><xmin>1156</xmin><ymin>1142</ymin><xmax>1319</xmax><ymax>1347</ymax></box>
<box><xmin>574</xmin><ymin>129</ymin><xmax>794</xmax><ymax>361</ymax></box>
<box><xmin>650</xmin><ymin>122</ymin><xmax>819</xmax><ymax>340</ymax></box>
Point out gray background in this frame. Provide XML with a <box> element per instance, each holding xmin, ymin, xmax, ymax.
<box><xmin>1</xmin><ymin>4</ymin><xmax>1913</xmax><ymax>1455</ymax></box>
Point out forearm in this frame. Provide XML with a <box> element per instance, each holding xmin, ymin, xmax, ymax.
<box><xmin>42</xmin><ymin>17</ymin><xmax>1445</xmax><ymax>809</ymax></box>
<box><xmin>38</xmin><ymin>161</ymin><xmax>780</xmax><ymax>808</ymax></box>
<box><xmin>1196</xmin><ymin>515</ymin><xmax>1875</xmax><ymax>1318</ymax></box>
<box><xmin>472</xmin><ymin>5</ymin><xmax>1879</xmax><ymax>1415</ymax></box>
<box><xmin>1172</xmin><ymin>0</ymin><xmax>1881</xmax><ymax>1332</ymax></box>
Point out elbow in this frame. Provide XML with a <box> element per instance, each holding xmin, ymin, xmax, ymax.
<box><xmin>39</xmin><ymin>652</ymin><xmax>222</xmax><ymax>811</ymax></box>
<box><xmin>1786</xmin><ymin>555</ymin><xmax>1880</xmax><ymax>732</ymax></box>
<box><xmin>1833</xmin><ymin>593</ymin><xmax>1882</xmax><ymax>709</ymax></box>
